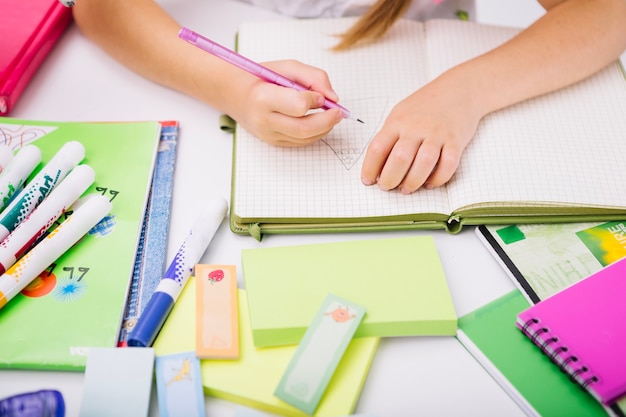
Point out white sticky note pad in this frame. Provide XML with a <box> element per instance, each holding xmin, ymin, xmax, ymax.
<box><xmin>79</xmin><ymin>347</ymin><xmax>155</xmax><ymax>417</ymax></box>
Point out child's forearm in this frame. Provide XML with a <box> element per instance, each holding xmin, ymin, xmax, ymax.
<box><xmin>441</xmin><ymin>0</ymin><xmax>626</xmax><ymax>119</ymax></box>
<box><xmin>72</xmin><ymin>0</ymin><xmax>247</xmax><ymax>113</ymax></box>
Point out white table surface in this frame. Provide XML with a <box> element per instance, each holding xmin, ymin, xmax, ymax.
<box><xmin>0</xmin><ymin>1</ymin><xmax>550</xmax><ymax>416</ymax></box>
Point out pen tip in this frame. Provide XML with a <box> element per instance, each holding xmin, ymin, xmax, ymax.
<box><xmin>357</xmin><ymin>119</ymin><xmax>365</xmax><ymax>124</ymax></box>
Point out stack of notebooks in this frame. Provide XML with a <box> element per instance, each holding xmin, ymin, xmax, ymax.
<box><xmin>154</xmin><ymin>235</ymin><xmax>459</xmax><ymax>416</ymax></box>
<box><xmin>457</xmin><ymin>252</ymin><xmax>626</xmax><ymax>416</ymax></box>
<box><xmin>0</xmin><ymin>117</ymin><xmax>178</xmax><ymax>370</ymax></box>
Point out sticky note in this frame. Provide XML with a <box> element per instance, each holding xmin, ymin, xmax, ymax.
<box><xmin>242</xmin><ymin>236</ymin><xmax>457</xmax><ymax>348</ymax></box>
<box><xmin>195</xmin><ymin>264</ymin><xmax>239</xmax><ymax>359</ymax></box>
<box><xmin>155</xmin><ymin>351</ymin><xmax>205</xmax><ymax>417</ymax></box>
<box><xmin>79</xmin><ymin>347</ymin><xmax>154</xmax><ymax>417</ymax></box>
<box><xmin>275</xmin><ymin>293</ymin><xmax>366</xmax><ymax>415</ymax></box>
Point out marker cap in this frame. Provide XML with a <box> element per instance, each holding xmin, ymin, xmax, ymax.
<box><xmin>127</xmin><ymin>291</ymin><xmax>175</xmax><ymax>347</ymax></box>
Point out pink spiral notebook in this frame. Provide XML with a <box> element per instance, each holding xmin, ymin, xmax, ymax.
<box><xmin>516</xmin><ymin>258</ymin><xmax>626</xmax><ymax>405</ymax></box>
<box><xmin>0</xmin><ymin>0</ymin><xmax>73</xmax><ymax>115</ymax></box>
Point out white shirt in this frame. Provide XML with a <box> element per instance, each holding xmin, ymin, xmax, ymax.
<box><xmin>234</xmin><ymin>0</ymin><xmax>475</xmax><ymax>20</ymax></box>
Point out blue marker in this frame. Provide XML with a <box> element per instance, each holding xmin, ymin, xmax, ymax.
<box><xmin>128</xmin><ymin>197</ymin><xmax>228</xmax><ymax>347</ymax></box>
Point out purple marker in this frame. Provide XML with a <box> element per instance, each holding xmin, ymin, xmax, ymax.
<box><xmin>128</xmin><ymin>197</ymin><xmax>228</xmax><ymax>347</ymax></box>
<box><xmin>178</xmin><ymin>27</ymin><xmax>364</xmax><ymax>124</ymax></box>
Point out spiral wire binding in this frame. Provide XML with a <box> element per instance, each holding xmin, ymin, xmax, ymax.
<box><xmin>520</xmin><ymin>317</ymin><xmax>600</xmax><ymax>392</ymax></box>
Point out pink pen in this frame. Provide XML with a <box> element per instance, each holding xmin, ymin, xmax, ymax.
<box><xmin>178</xmin><ymin>27</ymin><xmax>364</xmax><ymax>123</ymax></box>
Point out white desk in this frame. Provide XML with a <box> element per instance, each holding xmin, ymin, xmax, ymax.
<box><xmin>0</xmin><ymin>1</ymin><xmax>546</xmax><ymax>416</ymax></box>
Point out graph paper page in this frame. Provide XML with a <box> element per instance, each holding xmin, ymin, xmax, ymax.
<box><xmin>234</xmin><ymin>18</ymin><xmax>451</xmax><ymax>220</ymax></box>
<box><xmin>425</xmin><ymin>19</ymin><xmax>626</xmax><ymax>212</ymax></box>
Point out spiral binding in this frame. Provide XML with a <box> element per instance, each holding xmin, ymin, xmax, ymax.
<box><xmin>520</xmin><ymin>317</ymin><xmax>599</xmax><ymax>391</ymax></box>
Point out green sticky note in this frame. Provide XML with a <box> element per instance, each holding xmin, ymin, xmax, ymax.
<box><xmin>275</xmin><ymin>294</ymin><xmax>365</xmax><ymax>415</ymax></box>
<box><xmin>242</xmin><ymin>236</ymin><xmax>457</xmax><ymax>347</ymax></box>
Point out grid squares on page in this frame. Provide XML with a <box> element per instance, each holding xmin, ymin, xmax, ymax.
<box><xmin>447</xmin><ymin>62</ymin><xmax>626</xmax><ymax>211</ymax></box>
<box><xmin>234</xmin><ymin>18</ymin><xmax>452</xmax><ymax>220</ymax></box>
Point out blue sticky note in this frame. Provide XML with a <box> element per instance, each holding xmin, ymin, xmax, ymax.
<box><xmin>155</xmin><ymin>351</ymin><xmax>205</xmax><ymax>417</ymax></box>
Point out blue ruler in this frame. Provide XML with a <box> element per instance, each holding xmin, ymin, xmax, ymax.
<box><xmin>118</xmin><ymin>121</ymin><xmax>179</xmax><ymax>346</ymax></box>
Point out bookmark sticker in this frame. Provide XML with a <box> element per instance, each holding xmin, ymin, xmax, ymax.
<box><xmin>275</xmin><ymin>293</ymin><xmax>365</xmax><ymax>415</ymax></box>
<box><xmin>195</xmin><ymin>264</ymin><xmax>239</xmax><ymax>359</ymax></box>
<box><xmin>155</xmin><ymin>351</ymin><xmax>205</xmax><ymax>417</ymax></box>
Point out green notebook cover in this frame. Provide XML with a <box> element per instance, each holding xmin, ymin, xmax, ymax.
<box><xmin>242</xmin><ymin>235</ymin><xmax>457</xmax><ymax>348</ymax></box>
<box><xmin>0</xmin><ymin>118</ymin><xmax>162</xmax><ymax>370</ymax></box>
<box><xmin>457</xmin><ymin>290</ymin><xmax>618</xmax><ymax>417</ymax></box>
<box><xmin>153</xmin><ymin>279</ymin><xmax>379</xmax><ymax>417</ymax></box>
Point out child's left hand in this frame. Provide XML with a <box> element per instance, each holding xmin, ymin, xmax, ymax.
<box><xmin>360</xmin><ymin>73</ymin><xmax>482</xmax><ymax>194</ymax></box>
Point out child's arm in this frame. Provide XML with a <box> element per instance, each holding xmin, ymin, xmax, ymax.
<box><xmin>72</xmin><ymin>0</ymin><xmax>343</xmax><ymax>146</ymax></box>
<box><xmin>361</xmin><ymin>0</ymin><xmax>626</xmax><ymax>194</ymax></box>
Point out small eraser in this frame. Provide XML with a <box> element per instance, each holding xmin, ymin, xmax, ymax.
<box><xmin>155</xmin><ymin>351</ymin><xmax>205</xmax><ymax>417</ymax></box>
<box><xmin>195</xmin><ymin>264</ymin><xmax>239</xmax><ymax>359</ymax></box>
<box><xmin>274</xmin><ymin>293</ymin><xmax>365</xmax><ymax>414</ymax></box>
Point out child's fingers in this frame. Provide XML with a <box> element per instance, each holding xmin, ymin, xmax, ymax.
<box><xmin>268</xmin><ymin>88</ymin><xmax>328</xmax><ymax>117</ymax></box>
<box><xmin>422</xmin><ymin>146</ymin><xmax>462</xmax><ymax>189</ymax></box>
<box><xmin>397</xmin><ymin>141</ymin><xmax>441</xmax><ymax>194</ymax></box>
<box><xmin>264</xmin><ymin>60</ymin><xmax>339</xmax><ymax>102</ymax></box>
<box><xmin>266</xmin><ymin>108</ymin><xmax>343</xmax><ymax>145</ymax></box>
<box><xmin>360</xmin><ymin>130</ymin><xmax>397</xmax><ymax>186</ymax></box>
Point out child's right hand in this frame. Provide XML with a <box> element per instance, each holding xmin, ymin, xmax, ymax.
<box><xmin>224</xmin><ymin>60</ymin><xmax>344</xmax><ymax>146</ymax></box>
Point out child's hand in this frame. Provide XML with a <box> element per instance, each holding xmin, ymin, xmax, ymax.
<box><xmin>360</xmin><ymin>75</ymin><xmax>481</xmax><ymax>194</ymax></box>
<box><xmin>228</xmin><ymin>60</ymin><xmax>344</xmax><ymax>146</ymax></box>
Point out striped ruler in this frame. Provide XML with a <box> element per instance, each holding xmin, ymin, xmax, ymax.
<box><xmin>118</xmin><ymin>121</ymin><xmax>179</xmax><ymax>346</ymax></box>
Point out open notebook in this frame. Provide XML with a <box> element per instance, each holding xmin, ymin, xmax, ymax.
<box><xmin>230</xmin><ymin>18</ymin><xmax>626</xmax><ymax>240</ymax></box>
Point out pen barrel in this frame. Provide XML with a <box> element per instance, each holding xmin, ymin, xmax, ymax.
<box><xmin>178</xmin><ymin>28</ymin><xmax>352</xmax><ymax>118</ymax></box>
<box><xmin>0</xmin><ymin>193</ymin><xmax>111</xmax><ymax>308</ymax></box>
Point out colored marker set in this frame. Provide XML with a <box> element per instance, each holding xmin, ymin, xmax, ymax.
<box><xmin>0</xmin><ymin>141</ymin><xmax>113</xmax><ymax>309</ymax></box>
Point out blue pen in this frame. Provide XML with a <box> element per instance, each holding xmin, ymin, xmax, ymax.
<box><xmin>127</xmin><ymin>197</ymin><xmax>229</xmax><ymax>347</ymax></box>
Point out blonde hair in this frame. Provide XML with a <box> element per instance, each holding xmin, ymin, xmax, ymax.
<box><xmin>333</xmin><ymin>0</ymin><xmax>412</xmax><ymax>51</ymax></box>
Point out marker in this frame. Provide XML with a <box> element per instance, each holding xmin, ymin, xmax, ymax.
<box><xmin>0</xmin><ymin>389</ymin><xmax>65</xmax><ymax>417</ymax></box>
<box><xmin>0</xmin><ymin>144</ymin><xmax>41</xmax><ymax>212</ymax></box>
<box><xmin>128</xmin><ymin>197</ymin><xmax>229</xmax><ymax>347</ymax></box>
<box><xmin>0</xmin><ymin>193</ymin><xmax>112</xmax><ymax>309</ymax></box>
<box><xmin>0</xmin><ymin>144</ymin><xmax>14</xmax><ymax>174</ymax></box>
<box><xmin>0</xmin><ymin>141</ymin><xmax>84</xmax><ymax>242</ymax></box>
<box><xmin>0</xmin><ymin>164</ymin><xmax>95</xmax><ymax>275</ymax></box>
<box><xmin>178</xmin><ymin>27</ymin><xmax>364</xmax><ymax>124</ymax></box>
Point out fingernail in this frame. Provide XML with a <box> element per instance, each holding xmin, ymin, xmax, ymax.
<box><xmin>317</xmin><ymin>95</ymin><xmax>326</xmax><ymax>108</ymax></box>
<box><xmin>361</xmin><ymin>177</ymin><xmax>374</xmax><ymax>186</ymax></box>
<box><xmin>425</xmin><ymin>183</ymin><xmax>435</xmax><ymax>190</ymax></box>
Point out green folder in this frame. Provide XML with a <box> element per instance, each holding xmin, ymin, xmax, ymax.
<box><xmin>242</xmin><ymin>235</ymin><xmax>457</xmax><ymax>348</ymax></box>
<box><xmin>0</xmin><ymin>118</ymin><xmax>162</xmax><ymax>370</ymax></box>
